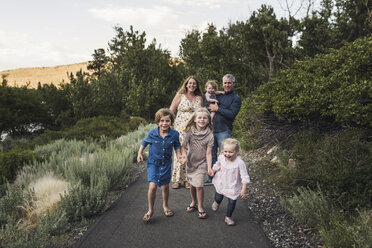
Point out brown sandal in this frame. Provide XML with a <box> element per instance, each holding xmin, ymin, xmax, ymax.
<box><xmin>198</xmin><ymin>211</ymin><xmax>208</xmax><ymax>219</ymax></box>
<box><xmin>142</xmin><ymin>212</ymin><xmax>153</xmax><ymax>222</ymax></box>
<box><xmin>172</xmin><ymin>182</ymin><xmax>181</xmax><ymax>189</ymax></box>
<box><xmin>164</xmin><ymin>209</ymin><xmax>174</xmax><ymax>217</ymax></box>
<box><xmin>186</xmin><ymin>204</ymin><xmax>198</xmax><ymax>213</ymax></box>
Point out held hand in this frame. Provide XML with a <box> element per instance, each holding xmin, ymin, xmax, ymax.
<box><xmin>137</xmin><ymin>154</ymin><xmax>143</xmax><ymax>163</ymax></box>
<box><xmin>208</xmin><ymin>104</ymin><xmax>218</xmax><ymax>112</ymax></box>
<box><xmin>207</xmin><ymin>168</ymin><xmax>214</xmax><ymax>177</ymax></box>
<box><xmin>178</xmin><ymin>156</ymin><xmax>187</xmax><ymax>165</ymax></box>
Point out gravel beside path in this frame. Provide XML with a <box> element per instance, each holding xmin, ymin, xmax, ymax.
<box><xmin>242</xmin><ymin>149</ymin><xmax>324</xmax><ymax>248</ymax></box>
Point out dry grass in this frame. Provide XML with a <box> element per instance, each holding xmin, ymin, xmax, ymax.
<box><xmin>0</xmin><ymin>62</ymin><xmax>90</xmax><ymax>88</ymax></box>
<box><xmin>28</xmin><ymin>173</ymin><xmax>70</xmax><ymax>216</ymax></box>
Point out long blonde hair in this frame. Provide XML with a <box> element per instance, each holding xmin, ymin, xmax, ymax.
<box><xmin>177</xmin><ymin>76</ymin><xmax>203</xmax><ymax>96</ymax></box>
<box><xmin>184</xmin><ymin>108</ymin><xmax>213</xmax><ymax>133</ymax></box>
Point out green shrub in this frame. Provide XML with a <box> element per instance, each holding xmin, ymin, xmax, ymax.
<box><xmin>257</xmin><ymin>36</ymin><xmax>372</xmax><ymax>127</ymax></box>
<box><xmin>233</xmin><ymin>96</ymin><xmax>261</xmax><ymax>150</ymax></box>
<box><xmin>60</xmin><ymin>176</ymin><xmax>109</xmax><ymax>222</ymax></box>
<box><xmin>0</xmin><ymin>149</ymin><xmax>39</xmax><ymax>183</ymax></box>
<box><xmin>276</xmin><ymin>129</ymin><xmax>372</xmax><ymax>210</ymax></box>
<box><xmin>350</xmin><ymin>210</ymin><xmax>372</xmax><ymax>248</ymax></box>
<box><xmin>282</xmin><ymin>187</ymin><xmax>372</xmax><ymax>247</ymax></box>
<box><xmin>281</xmin><ymin>186</ymin><xmax>332</xmax><ymax>229</ymax></box>
<box><xmin>0</xmin><ymin>184</ymin><xmax>30</xmax><ymax>227</ymax></box>
<box><xmin>41</xmin><ymin>115</ymin><xmax>129</xmax><ymax>142</ymax></box>
<box><xmin>128</xmin><ymin>117</ymin><xmax>147</xmax><ymax>131</ymax></box>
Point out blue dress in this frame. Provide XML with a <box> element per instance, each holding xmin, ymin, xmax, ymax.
<box><xmin>141</xmin><ymin>127</ymin><xmax>181</xmax><ymax>186</ymax></box>
<box><xmin>205</xmin><ymin>93</ymin><xmax>217</xmax><ymax>108</ymax></box>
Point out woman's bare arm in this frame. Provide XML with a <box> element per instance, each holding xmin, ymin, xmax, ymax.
<box><xmin>170</xmin><ymin>93</ymin><xmax>182</xmax><ymax>113</ymax></box>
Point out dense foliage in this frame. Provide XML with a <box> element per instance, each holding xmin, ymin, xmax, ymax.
<box><xmin>257</xmin><ymin>36</ymin><xmax>372</xmax><ymax>127</ymax></box>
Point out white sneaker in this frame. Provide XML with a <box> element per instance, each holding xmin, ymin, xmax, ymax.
<box><xmin>211</xmin><ymin>201</ymin><xmax>219</xmax><ymax>211</ymax></box>
<box><xmin>225</xmin><ymin>217</ymin><xmax>235</xmax><ymax>226</ymax></box>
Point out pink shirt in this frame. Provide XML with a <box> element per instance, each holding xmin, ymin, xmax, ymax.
<box><xmin>212</xmin><ymin>154</ymin><xmax>250</xmax><ymax>200</ymax></box>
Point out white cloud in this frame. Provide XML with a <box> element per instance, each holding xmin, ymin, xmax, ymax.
<box><xmin>89</xmin><ymin>5</ymin><xmax>178</xmax><ymax>29</ymax></box>
<box><xmin>161</xmin><ymin>0</ymin><xmax>237</xmax><ymax>9</ymax></box>
<box><xmin>0</xmin><ymin>29</ymin><xmax>90</xmax><ymax>70</ymax></box>
<box><xmin>89</xmin><ymin>5</ymin><xmax>187</xmax><ymax>56</ymax></box>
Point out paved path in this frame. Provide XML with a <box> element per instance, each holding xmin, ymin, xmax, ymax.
<box><xmin>73</xmin><ymin>170</ymin><xmax>272</xmax><ymax>248</ymax></box>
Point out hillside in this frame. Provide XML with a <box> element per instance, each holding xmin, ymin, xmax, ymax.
<box><xmin>0</xmin><ymin>62</ymin><xmax>90</xmax><ymax>88</ymax></box>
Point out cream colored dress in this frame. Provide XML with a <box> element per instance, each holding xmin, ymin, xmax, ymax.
<box><xmin>184</xmin><ymin>127</ymin><xmax>214</xmax><ymax>187</ymax></box>
<box><xmin>171</xmin><ymin>94</ymin><xmax>202</xmax><ymax>183</ymax></box>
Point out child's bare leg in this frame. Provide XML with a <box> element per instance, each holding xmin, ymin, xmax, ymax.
<box><xmin>161</xmin><ymin>184</ymin><xmax>171</xmax><ymax>212</ymax></box>
<box><xmin>147</xmin><ymin>182</ymin><xmax>157</xmax><ymax>214</ymax></box>
<box><xmin>189</xmin><ymin>185</ymin><xmax>197</xmax><ymax>206</ymax></box>
<box><xmin>196</xmin><ymin>187</ymin><xmax>205</xmax><ymax>212</ymax></box>
<box><xmin>211</xmin><ymin>111</ymin><xmax>215</xmax><ymax>120</ymax></box>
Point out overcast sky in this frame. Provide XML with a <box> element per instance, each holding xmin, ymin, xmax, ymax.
<box><xmin>0</xmin><ymin>0</ymin><xmax>318</xmax><ymax>71</ymax></box>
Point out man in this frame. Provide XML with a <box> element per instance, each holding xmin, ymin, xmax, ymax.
<box><xmin>206</xmin><ymin>74</ymin><xmax>242</xmax><ymax>184</ymax></box>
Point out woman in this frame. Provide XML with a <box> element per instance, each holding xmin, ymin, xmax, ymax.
<box><xmin>170</xmin><ymin>76</ymin><xmax>203</xmax><ymax>189</ymax></box>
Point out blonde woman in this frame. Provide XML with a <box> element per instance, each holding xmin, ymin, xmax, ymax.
<box><xmin>170</xmin><ymin>76</ymin><xmax>203</xmax><ymax>189</ymax></box>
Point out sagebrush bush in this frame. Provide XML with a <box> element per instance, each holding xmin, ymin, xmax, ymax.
<box><xmin>281</xmin><ymin>186</ymin><xmax>332</xmax><ymax>229</ymax></box>
<box><xmin>1</xmin><ymin>125</ymin><xmax>153</xmax><ymax>246</ymax></box>
<box><xmin>0</xmin><ymin>184</ymin><xmax>30</xmax><ymax>227</ymax></box>
<box><xmin>276</xmin><ymin>129</ymin><xmax>372</xmax><ymax>210</ymax></box>
<box><xmin>282</xmin><ymin>187</ymin><xmax>372</xmax><ymax>248</ymax></box>
<box><xmin>60</xmin><ymin>175</ymin><xmax>109</xmax><ymax>221</ymax></box>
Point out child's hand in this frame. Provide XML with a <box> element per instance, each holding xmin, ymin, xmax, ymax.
<box><xmin>240</xmin><ymin>189</ymin><xmax>247</xmax><ymax>199</ymax></box>
<box><xmin>178</xmin><ymin>156</ymin><xmax>187</xmax><ymax>165</ymax></box>
<box><xmin>213</xmin><ymin>99</ymin><xmax>219</xmax><ymax>103</ymax></box>
<box><xmin>207</xmin><ymin>168</ymin><xmax>214</xmax><ymax>177</ymax></box>
<box><xmin>137</xmin><ymin>154</ymin><xmax>143</xmax><ymax>163</ymax></box>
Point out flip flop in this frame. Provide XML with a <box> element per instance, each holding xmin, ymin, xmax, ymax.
<box><xmin>164</xmin><ymin>209</ymin><xmax>174</xmax><ymax>217</ymax></box>
<box><xmin>198</xmin><ymin>211</ymin><xmax>208</xmax><ymax>219</ymax></box>
<box><xmin>186</xmin><ymin>204</ymin><xmax>198</xmax><ymax>212</ymax></box>
<box><xmin>142</xmin><ymin>212</ymin><xmax>153</xmax><ymax>222</ymax></box>
<box><xmin>172</xmin><ymin>183</ymin><xmax>181</xmax><ymax>189</ymax></box>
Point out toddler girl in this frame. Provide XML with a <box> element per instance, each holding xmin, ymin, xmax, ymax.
<box><xmin>204</xmin><ymin>80</ymin><xmax>224</xmax><ymax>120</ymax></box>
<box><xmin>210</xmin><ymin>138</ymin><xmax>250</xmax><ymax>226</ymax></box>
<box><xmin>137</xmin><ymin>108</ymin><xmax>185</xmax><ymax>222</ymax></box>
<box><xmin>182</xmin><ymin>108</ymin><xmax>214</xmax><ymax>219</ymax></box>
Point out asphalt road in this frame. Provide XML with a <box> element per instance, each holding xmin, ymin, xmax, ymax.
<box><xmin>73</xmin><ymin>170</ymin><xmax>272</xmax><ymax>248</ymax></box>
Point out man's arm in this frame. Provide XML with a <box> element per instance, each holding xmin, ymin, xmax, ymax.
<box><xmin>209</xmin><ymin>95</ymin><xmax>242</xmax><ymax>120</ymax></box>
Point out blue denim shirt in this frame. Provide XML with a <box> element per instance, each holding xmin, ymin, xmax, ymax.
<box><xmin>213</xmin><ymin>91</ymin><xmax>242</xmax><ymax>133</ymax></box>
<box><xmin>141</xmin><ymin>127</ymin><xmax>181</xmax><ymax>166</ymax></box>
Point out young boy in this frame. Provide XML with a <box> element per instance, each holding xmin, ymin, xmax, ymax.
<box><xmin>137</xmin><ymin>108</ymin><xmax>185</xmax><ymax>222</ymax></box>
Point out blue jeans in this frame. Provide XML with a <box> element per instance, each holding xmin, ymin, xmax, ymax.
<box><xmin>208</xmin><ymin>130</ymin><xmax>232</xmax><ymax>181</ymax></box>
<box><xmin>214</xmin><ymin>192</ymin><xmax>237</xmax><ymax>217</ymax></box>
<box><xmin>212</xmin><ymin>130</ymin><xmax>232</xmax><ymax>166</ymax></box>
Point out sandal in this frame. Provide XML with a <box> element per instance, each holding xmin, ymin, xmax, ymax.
<box><xmin>164</xmin><ymin>209</ymin><xmax>174</xmax><ymax>217</ymax></box>
<box><xmin>211</xmin><ymin>201</ymin><xmax>219</xmax><ymax>211</ymax></box>
<box><xmin>142</xmin><ymin>212</ymin><xmax>153</xmax><ymax>222</ymax></box>
<box><xmin>184</xmin><ymin>181</ymin><xmax>191</xmax><ymax>189</ymax></box>
<box><xmin>186</xmin><ymin>204</ymin><xmax>198</xmax><ymax>213</ymax></box>
<box><xmin>172</xmin><ymin>182</ymin><xmax>181</xmax><ymax>189</ymax></box>
<box><xmin>198</xmin><ymin>211</ymin><xmax>208</xmax><ymax>219</ymax></box>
